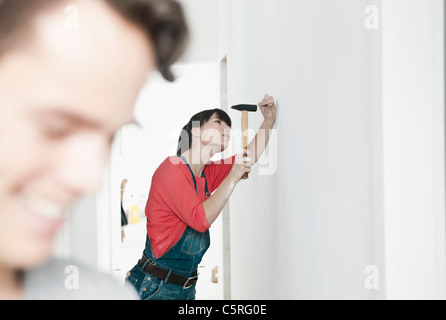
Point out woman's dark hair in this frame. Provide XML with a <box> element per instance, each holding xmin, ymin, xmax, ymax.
<box><xmin>177</xmin><ymin>109</ymin><xmax>232</xmax><ymax>156</ymax></box>
<box><xmin>0</xmin><ymin>0</ymin><xmax>189</xmax><ymax>82</ymax></box>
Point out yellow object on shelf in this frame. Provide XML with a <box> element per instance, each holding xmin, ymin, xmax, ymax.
<box><xmin>129</xmin><ymin>204</ymin><xmax>139</xmax><ymax>224</ymax></box>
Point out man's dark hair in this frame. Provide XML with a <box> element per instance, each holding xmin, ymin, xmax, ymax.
<box><xmin>105</xmin><ymin>0</ymin><xmax>188</xmax><ymax>81</ymax></box>
<box><xmin>0</xmin><ymin>0</ymin><xmax>189</xmax><ymax>82</ymax></box>
<box><xmin>177</xmin><ymin>109</ymin><xmax>232</xmax><ymax>156</ymax></box>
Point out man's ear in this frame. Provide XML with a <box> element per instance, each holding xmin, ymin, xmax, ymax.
<box><xmin>191</xmin><ymin>127</ymin><xmax>201</xmax><ymax>138</ymax></box>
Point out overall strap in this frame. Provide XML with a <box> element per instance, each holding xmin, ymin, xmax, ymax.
<box><xmin>178</xmin><ymin>155</ymin><xmax>210</xmax><ymax>197</ymax></box>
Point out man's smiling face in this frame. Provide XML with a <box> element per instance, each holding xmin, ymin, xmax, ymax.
<box><xmin>0</xmin><ymin>0</ymin><xmax>155</xmax><ymax>269</ymax></box>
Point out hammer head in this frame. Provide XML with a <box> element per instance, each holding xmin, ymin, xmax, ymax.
<box><xmin>231</xmin><ymin>104</ymin><xmax>258</xmax><ymax>112</ymax></box>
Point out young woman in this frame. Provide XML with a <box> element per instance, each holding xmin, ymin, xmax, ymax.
<box><xmin>126</xmin><ymin>94</ymin><xmax>276</xmax><ymax>300</ymax></box>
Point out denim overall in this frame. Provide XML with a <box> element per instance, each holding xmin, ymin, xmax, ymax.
<box><xmin>126</xmin><ymin>156</ymin><xmax>211</xmax><ymax>300</ymax></box>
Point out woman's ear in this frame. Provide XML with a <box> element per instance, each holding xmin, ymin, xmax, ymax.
<box><xmin>191</xmin><ymin>127</ymin><xmax>201</xmax><ymax>138</ymax></box>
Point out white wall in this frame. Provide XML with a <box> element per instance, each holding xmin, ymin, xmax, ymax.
<box><xmin>221</xmin><ymin>0</ymin><xmax>446</xmax><ymax>299</ymax></box>
<box><xmin>381</xmin><ymin>0</ymin><xmax>446</xmax><ymax>299</ymax></box>
<box><xmin>223</xmin><ymin>0</ymin><xmax>377</xmax><ymax>300</ymax></box>
<box><xmin>177</xmin><ymin>0</ymin><xmax>220</xmax><ymax>63</ymax></box>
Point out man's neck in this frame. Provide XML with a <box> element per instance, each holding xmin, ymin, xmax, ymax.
<box><xmin>0</xmin><ymin>265</ymin><xmax>22</xmax><ymax>300</ymax></box>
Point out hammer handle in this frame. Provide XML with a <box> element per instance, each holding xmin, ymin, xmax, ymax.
<box><xmin>242</xmin><ymin>110</ymin><xmax>249</xmax><ymax>180</ymax></box>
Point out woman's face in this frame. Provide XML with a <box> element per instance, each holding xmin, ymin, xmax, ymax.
<box><xmin>200</xmin><ymin>114</ymin><xmax>232</xmax><ymax>153</ymax></box>
<box><xmin>0</xmin><ymin>1</ymin><xmax>155</xmax><ymax>269</ymax></box>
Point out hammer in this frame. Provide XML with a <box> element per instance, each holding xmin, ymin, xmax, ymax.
<box><xmin>231</xmin><ymin>104</ymin><xmax>258</xmax><ymax>179</ymax></box>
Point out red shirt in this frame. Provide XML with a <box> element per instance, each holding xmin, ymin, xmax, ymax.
<box><xmin>145</xmin><ymin>156</ymin><xmax>235</xmax><ymax>258</ymax></box>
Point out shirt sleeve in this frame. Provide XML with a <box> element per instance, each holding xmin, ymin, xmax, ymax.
<box><xmin>154</xmin><ymin>164</ymin><xmax>210</xmax><ymax>233</ymax></box>
<box><xmin>204</xmin><ymin>155</ymin><xmax>236</xmax><ymax>194</ymax></box>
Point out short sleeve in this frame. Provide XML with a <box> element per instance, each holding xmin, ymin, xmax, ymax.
<box><xmin>204</xmin><ymin>155</ymin><xmax>236</xmax><ymax>194</ymax></box>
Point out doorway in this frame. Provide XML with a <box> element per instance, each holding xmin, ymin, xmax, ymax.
<box><xmin>114</xmin><ymin>63</ymin><xmax>224</xmax><ymax>299</ymax></box>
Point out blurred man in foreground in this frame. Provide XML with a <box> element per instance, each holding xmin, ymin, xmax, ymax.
<box><xmin>0</xmin><ymin>0</ymin><xmax>188</xmax><ymax>299</ymax></box>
